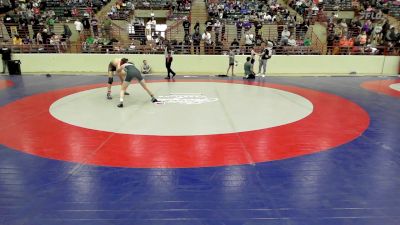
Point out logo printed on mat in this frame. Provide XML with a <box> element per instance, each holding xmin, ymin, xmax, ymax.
<box><xmin>157</xmin><ymin>93</ymin><xmax>218</xmax><ymax>105</ymax></box>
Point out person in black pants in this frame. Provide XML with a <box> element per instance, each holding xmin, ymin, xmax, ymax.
<box><xmin>182</xmin><ymin>17</ymin><xmax>190</xmax><ymax>36</ymax></box>
<box><xmin>0</xmin><ymin>42</ymin><xmax>12</xmax><ymax>74</ymax></box>
<box><xmin>192</xmin><ymin>31</ymin><xmax>201</xmax><ymax>54</ymax></box>
<box><xmin>164</xmin><ymin>46</ymin><xmax>176</xmax><ymax>79</ymax></box>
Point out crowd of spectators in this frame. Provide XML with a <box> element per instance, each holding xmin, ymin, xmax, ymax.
<box><xmin>1</xmin><ymin>0</ymin><xmax>117</xmax><ymax>54</ymax></box>
<box><xmin>168</xmin><ymin>0</ymin><xmax>191</xmax><ymax>20</ymax></box>
<box><xmin>207</xmin><ymin>0</ymin><xmax>297</xmax><ymax>25</ymax></box>
<box><xmin>130</xmin><ymin>0</ymin><xmax>191</xmax><ymax>11</ymax></box>
<box><xmin>355</xmin><ymin>0</ymin><xmax>400</xmax><ymax>19</ymax></box>
<box><xmin>0</xmin><ymin>0</ymin><xmax>17</xmax><ymax>13</ymax></box>
<box><xmin>327</xmin><ymin>15</ymin><xmax>399</xmax><ymax>55</ymax></box>
<box><xmin>107</xmin><ymin>0</ymin><xmax>135</xmax><ymax>20</ymax></box>
<box><xmin>1</xmin><ymin>0</ymin><xmax>398</xmax><ymax>55</ymax></box>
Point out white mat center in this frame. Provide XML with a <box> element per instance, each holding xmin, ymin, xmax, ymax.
<box><xmin>50</xmin><ymin>82</ymin><xmax>314</xmax><ymax>136</ymax></box>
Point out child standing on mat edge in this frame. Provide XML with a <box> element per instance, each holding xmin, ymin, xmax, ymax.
<box><xmin>225</xmin><ymin>49</ymin><xmax>238</xmax><ymax>76</ymax></box>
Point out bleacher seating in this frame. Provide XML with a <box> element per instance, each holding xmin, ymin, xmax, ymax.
<box><xmin>388</xmin><ymin>4</ymin><xmax>400</xmax><ymax>19</ymax></box>
<box><xmin>323</xmin><ymin>0</ymin><xmax>353</xmax><ymax>11</ymax></box>
<box><xmin>45</xmin><ymin>0</ymin><xmax>106</xmax><ymax>19</ymax></box>
<box><xmin>132</xmin><ymin>0</ymin><xmax>169</xmax><ymax>9</ymax></box>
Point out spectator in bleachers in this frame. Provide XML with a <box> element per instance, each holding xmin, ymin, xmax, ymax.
<box><xmin>18</xmin><ymin>16</ymin><xmax>29</xmax><ymax>38</ymax></box>
<box><xmin>192</xmin><ymin>30</ymin><xmax>201</xmax><ymax>54</ymax></box>
<box><xmin>236</xmin><ymin>20</ymin><xmax>243</xmax><ymax>41</ymax></box>
<box><xmin>221</xmin><ymin>22</ymin><xmax>226</xmax><ymax>41</ymax></box>
<box><xmin>183</xmin><ymin>17</ymin><xmax>191</xmax><ymax>35</ymax></box>
<box><xmin>202</xmin><ymin>30</ymin><xmax>212</xmax><ymax>54</ymax></box>
<box><xmin>72</xmin><ymin>6</ymin><xmax>80</xmax><ymax>17</ymax></box>
<box><xmin>298</xmin><ymin>18</ymin><xmax>310</xmax><ymax>38</ymax></box>
<box><xmin>230</xmin><ymin>38</ymin><xmax>240</xmax><ymax>50</ymax></box>
<box><xmin>150</xmin><ymin>17</ymin><xmax>157</xmax><ymax>36</ymax></box>
<box><xmin>357</xmin><ymin>31</ymin><xmax>368</xmax><ymax>46</ymax></box>
<box><xmin>245</xmin><ymin>31</ymin><xmax>254</xmax><ymax>52</ymax></box>
<box><xmin>63</xmin><ymin>24</ymin><xmax>72</xmax><ymax>39</ymax></box>
<box><xmin>59</xmin><ymin>34</ymin><xmax>68</xmax><ymax>52</ymax></box>
<box><xmin>47</xmin><ymin>16</ymin><xmax>55</xmax><ymax>33</ymax></box>
<box><xmin>12</xmin><ymin>35</ymin><xmax>22</xmax><ymax>46</ymax></box>
<box><xmin>242</xmin><ymin>20</ymin><xmax>252</xmax><ymax>32</ymax></box>
<box><xmin>183</xmin><ymin>33</ymin><xmax>191</xmax><ymax>46</ymax></box>
<box><xmin>312</xmin><ymin>3</ymin><xmax>319</xmax><ymax>15</ymax></box>
<box><xmin>339</xmin><ymin>19</ymin><xmax>349</xmax><ymax>35</ymax></box>
<box><xmin>81</xmin><ymin>15</ymin><xmax>91</xmax><ymax>36</ymax></box>
<box><xmin>64</xmin><ymin>9</ymin><xmax>72</xmax><ymax>20</ymax></box>
<box><xmin>74</xmin><ymin>19</ymin><xmax>83</xmax><ymax>35</ymax></box>
<box><xmin>145</xmin><ymin>19</ymin><xmax>152</xmax><ymax>40</ymax></box>
<box><xmin>50</xmin><ymin>33</ymin><xmax>61</xmax><ymax>53</ymax></box>
<box><xmin>91</xmin><ymin>17</ymin><xmax>99</xmax><ymax>37</ymax></box>
<box><xmin>280</xmin><ymin>27</ymin><xmax>290</xmax><ymax>45</ymax></box>
<box><xmin>254</xmin><ymin>20</ymin><xmax>263</xmax><ymax>37</ymax></box>
<box><xmin>214</xmin><ymin>19</ymin><xmax>221</xmax><ymax>42</ymax></box>
<box><xmin>303</xmin><ymin>37</ymin><xmax>312</xmax><ymax>46</ymax></box>
<box><xmin>22</xmin><ymin>36</ymin><xmax>31</xmax><ymax>45</ymax></box>
<box><xmin>385</xmin><ymin>26</ymin><xmax>397</xmax><ymax>42</ymax></box>
<box><xmin>42</xmin><ymin>29</ymin><xmax>50</xmax><ymax>45</ymax></box>
<box><xmin>371</xmin><ymin>20</ymin><xmax>382</xmax><ymax>36</ymax></box>
<box><xmin>36</xmin><ymin>31</ymin><xmax>43</xmax><ymax>45</ymax></box>
<box><xmin>288</xmin><ymin>35</ymin><xmax>297</xmax><ymax>46</ymax></box>
<box><xmin>205</xmin><ymin>18</ymin><xmax>213</xmax><ymax>31</ymax></box>
<box><xmin>362</xmin><ymin>19</ymin><xmax>373</xmax><ymax>35</ymax></box>
<box><xmin>350</xmin><ymin>17</ymin><xmax>362</xmax><ymax>32</ymax></box>
<box><xmin>194</xmin><ymin>21</ymin><xmax>200</xmax><ymax>32</ymax></box>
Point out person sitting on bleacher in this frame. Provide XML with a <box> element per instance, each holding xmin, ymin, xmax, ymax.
<box><xmin>12</xmin><ymin>35</ymin><xmax>23</xmax><ymax>46</ymax></box>
<box><xmin>288</xmin><ymin>35</ymin><xmax>297</xmax><ymax>46</ymax></box>
<box><xmin>280</xmin><ymin>27</ymin><xmax>290</xmax><ymax>45</ymax></box>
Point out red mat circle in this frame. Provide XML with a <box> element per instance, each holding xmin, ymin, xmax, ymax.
<box><xmin>361</xmin><ymin>79</ymin><xmax>400</xmax><ymax>98</ymax></box>
<box><xmin>0</xmin><ymin>80</ymin><xmax>370</xmax><ymax>168</ymax></box>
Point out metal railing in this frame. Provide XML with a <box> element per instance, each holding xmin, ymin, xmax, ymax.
<box><xmin>5</xmin><ymin>42</ymin><xmax>397</xmax><ymax>55</ymax></box>
<box><xmin>326</xmin><ymin>45</ymin><xmax>399</xmax><ymax>56</ymax></box>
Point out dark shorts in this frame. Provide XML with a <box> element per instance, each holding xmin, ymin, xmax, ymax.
<box><xmin>108</xmin><ymin>63</ymin><xmax>116</xmax><ymax>72</ymax></box>
<box><xmin>125</xmin><ymin>66</ymin><xmax>143</xmax><ymax>82</ymax></box>
<box><xmin>229</xmin><ymin>63</ymin><xmax>234</xmax><ymax>66</ymax></box>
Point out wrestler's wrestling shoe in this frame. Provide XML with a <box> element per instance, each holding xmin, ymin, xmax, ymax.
<box><xmin>151</xmin><ymin>97</ymin><xmax>159</xmax><ymax>103</ymax></box>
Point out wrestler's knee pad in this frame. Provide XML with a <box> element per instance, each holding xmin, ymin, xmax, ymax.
<box><xmin>108</xmin><ymin>77</ymin><xmax>113</xmax><ymax>84</ymax></box>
